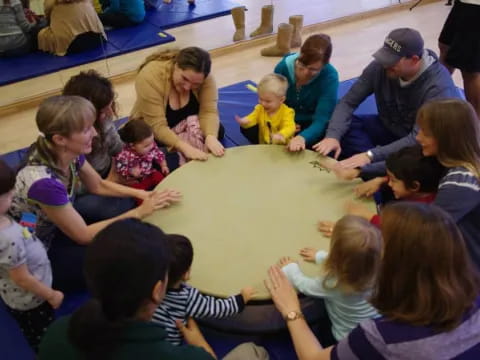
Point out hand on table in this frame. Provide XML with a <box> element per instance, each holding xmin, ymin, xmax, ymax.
<box><xmin>299</xmin><ymin>247</ymin><xmax>318</xmax><ymax>263</ymax></box>
<box><xmin>205</xmin><ymin>135</ymin><xmax>225</xmax><ymax>157</ymax></box>
<box><xmin>264</xmin><ymin>265</ymin><xmax>301</xmax><ymax>318</ymax></box>
<box><xmin>137</xmin><ymin>189</ymin><xmax>182</xmax><ymax>217</ymax></box>
<box><xmin>240</xmin><ymin>286</ymin><xmax>257</xmax><ymax>303</ymax></box>
<box><xmin>317</xmin><ymin>220</ymin><xmax>336</xmax><ymax>237</ymax></box>
<box><xmin>344</xmin><ymin>200</ymin><xmax>375</xmax><ymax>221</ymax></box>
<box><xmin>332</xmin><ymin>165</ymin><xmax>360</xmax><ymax>181</ymax></box>
<box><xmin>312</xmin><ymin>138</ymin><xmax>341</xmax><ymax>159</ymax></box>
<box><xmin>277</xmin><ymin>256</ymin><xmax>297</xmax><ymax>268</ymax></box>
<box><xmin>337</xmin><ymin>152</ymin><xmax>371</xmax><ymax>169</ymax></box>
<box><xmin>354</xmin><ymin>177</ymin><xmax>387</xmax><ymax>198</ymax></box>
<box><xmin>287</xmin><ymin>136</ymin><xmax>306</xmax><ymax>152</ymax></box>
<box><xmin>181</xmin><ymin>143</ymin><xmax>209</xmax><ymax>161</ymax></box>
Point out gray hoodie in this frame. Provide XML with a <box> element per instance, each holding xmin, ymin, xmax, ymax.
<box><xmin>326</xmin><ymin>49</ymin><xmax>460</xmax><ymax>174</ymax></box>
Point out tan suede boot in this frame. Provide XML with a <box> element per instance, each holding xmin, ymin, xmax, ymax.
<box><xmin>289</xmin><ymin>15</ymin><xmax>303</xmax><ymax>48</ymax></box>
<box><xmin>250</xmin><ymin>5</ymin><xmax>274</xmax><ymax>37</ymax></box>
<box><xmin>231</xmin><ymin>6</ymin><xmax>246</xmax><ymax>42</ymax></box>
<box><xmin>260</xmin><ymin>23</ymin><xmax>293</xmax><ymax>57</ymax></box>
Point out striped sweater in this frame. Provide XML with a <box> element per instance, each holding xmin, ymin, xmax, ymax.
<box><xmin>434</xmin><ymin>167</ymin><xmax>480</xmax><ymax>271</ymax></box>
<box><xmin>152</xmin><ymin>283</ymin><xmax>245</xmax><ymax>345</ymax></box>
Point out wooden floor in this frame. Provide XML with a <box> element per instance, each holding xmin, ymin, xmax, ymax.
<box><xmin>0</xmin><ymin>0</ymin><xmax>461</xmax><ymax>155</ymax></box>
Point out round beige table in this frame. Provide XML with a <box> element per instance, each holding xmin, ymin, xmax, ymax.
<box><xmin>148</xmin><ymin>145</ymin><xmax>375</xmax><ymax>301</ymax></box>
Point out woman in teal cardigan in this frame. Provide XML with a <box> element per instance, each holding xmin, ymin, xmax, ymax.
<box><xmin>274</xmin><ymin>34</ymin><xmax>339</xmax><ymax>151</ymax></box>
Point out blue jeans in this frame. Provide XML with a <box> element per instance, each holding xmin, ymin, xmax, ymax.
<box><xmin>74</xmin><ymin>194</ymin><xmax>135</xmax><ymax>224</ymax></box>
<box><xmin>339</xmin><ymin>115</ymin><xmax>399</xmax><ymax>160</ymax></box>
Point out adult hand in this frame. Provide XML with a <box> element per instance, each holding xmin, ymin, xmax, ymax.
<box><xmin>312</xmin><ymin>138</ymin><xmax>341</xmax><ymax>159</ymax></box>
<box><xmin>337</xmin><ymin>153</ymin><xmax>371</xmax><ymax>169</ymax></box>
<box><xmin>287</xmin><ymin>136</ymin><xmax>306</xmax><ymax>152</ymax></box>
<box><xmin>332</xmin><ymin>165</ymin><xmax>360</xmax><ymax>181</ymax></box>
<box><xmin>344</xmin><ymin>200</ymin><xmax>375</xmax><ymax>221</ymax></box>
<box><xmin>299</xmin><ymin>247</ymin><xmax>318</xmax><ymax>263</ymax></box>
<box><xmin>137</xmin><ymin>189</ymin><xmax>182</xmax><ymax>217</ymax></box>
<box><xmin>240</xmin><ymin>286</ymin><xmax>257</xmax><ymax>303</ymax></box>
<box><xmin>47</xmin><ymin>290</ymin><xmax>64</xmax><ymax>309</ymax></box>
<box><xmin>181</xmin><ymin>143</ymin><xmax>209</xmax><ymax>161</ymax></box>
<box><xmin>205</xmin><ymin>135</ymin><xmax>225</xmax><ymax>157</ymax></box>
<box><xmin>160</xmin><ymin>161</ymin><xmax>170</xmax><ymax>175</ymax></box>
<box><xmin>264</xmin><ymin>265</ymin><xmax>301</xmax><ymax>317</ymax></box>
<box><xmin>354</xmin><ymin>177</ymin><xmax>386</xmax><ymax>198</ymax></box>
<box><xmin>317</xmin><ymin>220</ymin><xmax>335</xmax><ymax>237</ymax></box>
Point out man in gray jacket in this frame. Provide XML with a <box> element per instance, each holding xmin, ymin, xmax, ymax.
<box><xmin>314</xmin><ymin>28</ymin><xmax>460</xmax><ymax>176</ymax></box>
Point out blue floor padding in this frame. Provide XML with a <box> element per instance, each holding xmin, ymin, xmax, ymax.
<box><xmin>0</xmin><ymin>27</ymin><xmax>175</xmax><ymax>86</ymax></box>
<box><xmin>145</xmin><ymin>0</ymin><xmax>240</xmax><ymax>29</ymax></box>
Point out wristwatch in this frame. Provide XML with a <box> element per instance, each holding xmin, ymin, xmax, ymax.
<box><xmin>284</xmin><ymin>310</ymin><xmax>304</xmax><ymax>322</ymax></box>
<box><xmin>366</xmin><ymin>150</ymin><xmax>374</xmax><ymax>161</ymax></box>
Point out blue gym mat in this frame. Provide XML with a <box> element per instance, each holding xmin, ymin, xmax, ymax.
<box><xmin>0</xmin><ymin>27</ymin><xmax>175</xmax><ymax>86</ymax></box>
<box><xmin>145</xmin><ymin>0</ymin><xmax>240</xmax><ymax>30</ymax></box>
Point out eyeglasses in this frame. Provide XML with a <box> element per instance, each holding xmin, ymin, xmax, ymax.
<box><xmin>295</xmin><ymin>59</ymin><xmax>322</xmax><ymax>74</ymax></box>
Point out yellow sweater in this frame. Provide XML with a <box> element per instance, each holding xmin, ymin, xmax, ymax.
<box><xmin>131</xmin><ymin>58</ymin><xmax>220</xmax><ymax>148</ymax></box>
<box><xmin>242</xmin><ymin>104</ymin><xmax>295</xmax><ymax>144</ymax></box>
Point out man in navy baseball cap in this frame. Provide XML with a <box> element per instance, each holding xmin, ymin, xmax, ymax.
<box><xmin>373</xmin><ymin>28</ymin><xmax>424</xmax><ymax>67</ymax></box>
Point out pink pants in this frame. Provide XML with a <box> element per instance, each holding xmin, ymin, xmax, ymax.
<box><xmin>172</xmin><ymin>115</ymin><xmax>206</xmax><ymax>165</ymax></box>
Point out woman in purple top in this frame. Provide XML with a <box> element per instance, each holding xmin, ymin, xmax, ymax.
<box><xmin>9</xmin><ymin>96</ymin><xmax>181</xmax><ymax>293</ymax></box>
<box><xmin>265</xmin><ymin>202</ymin><xmax>480</xmax><ymax>359</ymax></box>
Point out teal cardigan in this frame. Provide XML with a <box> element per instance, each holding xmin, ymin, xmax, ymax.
<box><xmin>274</xmin><ymin>53</ymin><xmax>339</xmax><ymax>146</ymax></box>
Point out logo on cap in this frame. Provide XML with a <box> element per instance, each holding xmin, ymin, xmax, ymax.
<box><xmin>385</xmin><ymin>37</ymin><xmax>402</xmax><ymax>53</ymax></box>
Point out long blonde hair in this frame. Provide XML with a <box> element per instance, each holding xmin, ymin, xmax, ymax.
<box><xmin>417</xmin><ymin>99</ymin><xmax>480</xmax><ymax>178</ymax></box>
<box><xmin>323</xmin><ymin>215</ymin><xmax>382</xmax><ymax>293</ymax></box>
<box><xmin>26</xmin><ymin>95</ymin><xmax>96</xmax><ymax>180</ymax></box>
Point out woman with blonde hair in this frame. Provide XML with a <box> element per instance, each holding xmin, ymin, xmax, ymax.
<box><xmin>38</xmin><ymin>0</ymin><xmax>106</xmax><ymax>56</ymax></box>
<box><xmin>131</xmin><ymin>47</ymin><xmax>225</xmax><ymax>166</ymax></box>
<box><xmin>9</xmin><ymin>95</ymin><xmax>181</xmax><ymax>293</ymax></box>
<box><xmin>416</xmin><ymin>98</ymin><xmax>480</xmax><ymax>270</ymax></box>
<box><xmin>265</xmin><ymin>202</ymin><xmax>480</xmax><ymax>359</ymax></box>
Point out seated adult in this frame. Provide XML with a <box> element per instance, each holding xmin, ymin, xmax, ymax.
<box><xmin>265</xmin><ymin>202</ymin><xmax>480</xmax><ymax>359</ymax></box>
<box><xmin>99</xmin><ymin>0</ymin><xmax>145</xmax><ymax>28</ymax></box>
<box><xmin>131</xmin><ymin>47</ymin><xmax>225</xmax><ymax>165</ymax></box>
<box><xmin>39</xmin><ymin>219</ymin><xmax>269</xmax><ymax>360</ymax></box>
<box><xmin>0</xmin><ymin>0</ymin><xmax>42</xmax><ymax>57</ymax></box>
<box><xmin>38</xmin><ymin>0</ymin><xmax>106</xmax><ymax>56</ymax></box>
<box><xmin>62</xmin><ymin>70</ymin><xmax>133</xmax><ymax>223</ymax></box>
<box><xmin>274</xmin><ymin>34</ymin><xmax>339</xmax><ymax>152</ymax></box>
<box><xmin>9</xmin><ymin>95</ymin><xmax>181</xmax><ymax>293</ymax></box>
<box><xmin>314</xmin><ymin>28</ymin><xmax>459</xmax><ymax>177</ymax></box>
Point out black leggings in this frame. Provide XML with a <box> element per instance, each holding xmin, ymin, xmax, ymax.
<box><xmin>67</xmin><ymin>32</ymin><xmax>105</xmax><ymax>54</ymax></box>
<box><xmin>99</xmin><ymin>12</ymin><xmax>138</xmax><ymax>28</ymax></box>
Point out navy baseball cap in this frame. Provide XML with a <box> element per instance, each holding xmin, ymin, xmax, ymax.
<box><xmin>373</xmin><ymin>28</ymin><xmax>424</xmax><ymax>67</ymax></box>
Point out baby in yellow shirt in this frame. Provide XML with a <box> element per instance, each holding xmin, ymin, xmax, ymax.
<box><xmin>235</xmin><ymin>73</ymin><xmax>295</xmax><ymax>145</ymax></box>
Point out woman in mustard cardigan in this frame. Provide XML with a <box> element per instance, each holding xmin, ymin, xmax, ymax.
<box><xmin>131</xmin><ymin>47</ymin><xmax>225</xmax><ymax>164</ymax></box>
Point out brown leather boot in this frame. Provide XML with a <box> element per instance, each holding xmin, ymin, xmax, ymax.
<box><xmin>260</xmin><ymin>23</ymin><xmax>293</xmax><ymax>57</ymax></box>
<box><xmin>250</xmin><ymin>5</ymin><xmax>274</xmax><ymax>37</ymax></box>
<box><xmin>231</xmin><ymin>6</ymin><xmax>246</xmax><ymax>42</ymax></box>
<box><xmin>289</xmin><ymin>15</ymin><xmax>303</xmax><ymax>48</ymax></box>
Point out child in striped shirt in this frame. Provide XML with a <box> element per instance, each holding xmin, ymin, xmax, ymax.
<box><xmin>152</xmin><ymin>235</ymin><xmax>256</xmax><ymax>345</ymax></box>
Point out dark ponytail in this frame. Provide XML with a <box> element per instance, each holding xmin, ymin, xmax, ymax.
<box><xmin>68</xmin><ymin>219</ymin><xmax>171</xmax><ymax>359</ymax></box>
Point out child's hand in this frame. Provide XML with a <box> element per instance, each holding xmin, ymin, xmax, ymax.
<box><xmin>160</xmin><ymin>161</ymin><xmax>170</xmax><ymax>175</ymax></box>
<box><xmin>240</xmin><ymin>286</ymin><xmax>257</xmax><ymax>303</ymax></box>
<box><xmin>130</xmin><ymin>166</ymin><xmax>142</xmax><ymax>179</ymax></box>
<box><xmin>345</xmin><ymin>201</ymin><xmax>375</xmax><ymax>221</ymax></box>
<box><xmin>332</xmin><ymin>165</ymin><xmax>360</xmax><ymax>181</ymax></box>
<box><xmin>317</xmin><ymin>220</ymin><xmax>335</xmax><ymax>237</ymax></box>
<box><xmin>271</xmin><ymin>133</ymin><xmax>286</xmax><ymax>145</ymax></box>
<box><xmin>277</xmin><ymin>256</ymin><xmax>296</xmax><ymax>268</ymax></box>
<box><xmin>48</xmin><ymin>290</ymin><xmax>64</xmax><ymax>309</ymax></box>
<box><xmin>299</xmin><ymin>247</ymin><xmax>318</xmax><ymax>262</ymax></box>
<box><xmin>354</xmin><ymin>177</ymin><xmax>387</xmax><ymax>198</ymax></box>
<box><xmin>234</xmin><ymin>115</ymin><xmax>248</xmax><ymax>126</ymax></box>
